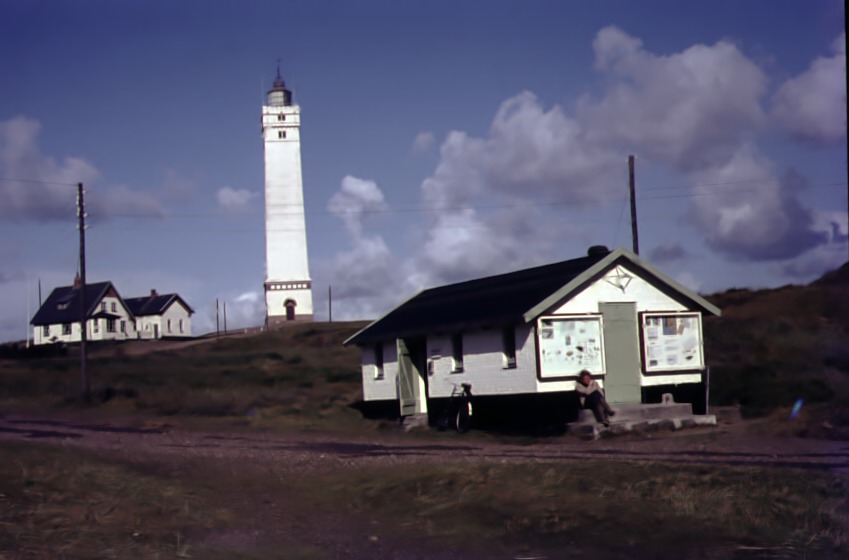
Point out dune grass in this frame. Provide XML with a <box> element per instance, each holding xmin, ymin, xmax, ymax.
<box><xmin>0</xmin><ymin>322</ymin><xmax>370</xmax><ymax>432</ymax></box>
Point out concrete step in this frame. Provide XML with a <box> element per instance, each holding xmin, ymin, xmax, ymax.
<box><xmin>577</xmin><ymin>402</ymin><xmax>694</xmax><ymax>423</ymax></box>
<box><xmin>569</xmin><ymin>414</ymin><xmax>717</xmax><ymax>440</ymax></box>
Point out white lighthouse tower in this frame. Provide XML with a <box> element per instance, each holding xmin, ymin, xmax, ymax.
<box><xmin>262</xmin><ymin>66</ymin><xmax>313</xmax><ymax>324</ymax></box>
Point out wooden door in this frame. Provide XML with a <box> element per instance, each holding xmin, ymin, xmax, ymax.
<box><xmin>600</xmin><ymin>302</ymin><xmax>641</xmax><ymax>403</ymax></box>
<box><xmin>397</xmin><ymin>338</ymin><xmax>427</xmax><ymax>416</ymax></box>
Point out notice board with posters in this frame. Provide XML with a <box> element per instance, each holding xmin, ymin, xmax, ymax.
<box><xmin>641</xmin><ymin>312</ymin><xmax>704</xmax><ymax>372</ymax></box>
<box><xmin>538</xmin><ymin>316</ymin><xmax>604</xmax><ymax>378</ymax></box>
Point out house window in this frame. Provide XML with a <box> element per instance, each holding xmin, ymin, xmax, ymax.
<box><xmin>111</xmin><ymin>302</ymin><xmax>116</xmax><ymax>312</ymax></box>
<box><xmin>167</xmin><ymin>319</ymin><xmax>172</xmax><ymax>333</ymax></box>
<box><xmin>120</xmin><ymin>320</ymin><xmax>126</xmax><ymax>333</ymax></box>
<box><xmin>43</xmin><ymin>325</ymin><xmax>49</xmax><ymax>336</ymax></box>
<box><xmin>93</xmin><ymin>321</ymin><xmax>99</xmax><ymax>333</ymax></box>
<box><xmin>62</xmin><ymin>324</ymin><xmax>72</xmax><ymax>335</ymax></box>
<box><xmin>179</xmin><ymin>319</ymin><xmax>184</xmax><ymax>333</ymax></box>
<box><xmin>502</xmin><ymin>327</ymin><xmax>517</xmax><ymax>369</ymax></box>
<box><xmin>106</xmin><ymin>319</ymin><xmax>116</xmax><ymax>333</ymax></box>
<box><xmin>374</xmin><ymin>343</ymin><xmax>384</xmax><ymax>380</ymax></box>
<box><xmin>451</xmin><ymin>334</ymin><xmax>464</xmax><ymax>373</ymax></box>
<box><xmin>101</xmin><ymin>302</ymin><xmax>106</xmax><ymax>311</ymax></box>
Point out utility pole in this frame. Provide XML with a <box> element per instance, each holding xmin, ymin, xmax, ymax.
<box><xmin>216</xmin><ymin>298</ymin><xmax>220</xmax><ymax>337</ymax></box>
<box><xmin>628</xmin><ymin>155</ymin><xmax>640</xmax><ymax>256</ymax></box>
<box><xmin>77</xmin><ymin>182</ymin><xmax>90</xmax><ymax>402</ymax></box>
<box><xmin>223</xmin><ymin>301</ymin><xmax>228</xmax><ymax>334</ymax></box>
<box><xmin>328</xmin><ymin>285</ymin><xmax>332</xmax><ymax>324</ymax></box>
<box><xmin>26</xmin><ymin>274</ymin><xmax>30</xmax><ymax>348</ymax></box>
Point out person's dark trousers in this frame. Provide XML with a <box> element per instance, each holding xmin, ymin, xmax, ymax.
<box><xmin>584</xmin><ymin>391</ymin><xmax>613</xmax><ymax>423</ymax></box>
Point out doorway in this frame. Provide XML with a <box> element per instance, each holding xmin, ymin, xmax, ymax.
<box><xmin>396</xmin><ymin>337</ymin><xmax>428</xmax><ymax>416</ymax></box>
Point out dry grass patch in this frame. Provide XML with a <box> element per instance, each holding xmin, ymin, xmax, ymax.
<box><xmin>304</xmin><ymin>461</ymin><xmax>849</xmax><ymax>558</ymax></box>
<box><xmin>0</xmin><ymin>441</ymin><xmax>230</xmax><ymax>559</ymax></box>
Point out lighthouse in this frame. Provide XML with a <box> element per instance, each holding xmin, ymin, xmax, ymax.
<box><xmin>262</xmin><ymin>66</ymin><xmax>313</xmax><ymax>324</ymax></box>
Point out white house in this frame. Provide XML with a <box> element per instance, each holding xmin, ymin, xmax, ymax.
<box><xmin>31</xmin><ymin>281</ymin><xmax>194</xmax><ymax>345</ymax></box>
<box><xmin>30</xmin><ymin>280</ymin><xmax>136</xmax><ymax>345</ymax></box>
<box><xmin>125</xmin><ymin>290</ymin><xmax>194</xmax><ymax>339</ymax></box>
<box><xmin>344</xmin><ymin>246</ymin><xmax>721</xmax><ymax>419</ymax></box>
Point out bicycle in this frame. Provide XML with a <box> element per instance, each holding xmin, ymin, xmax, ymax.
<box><xmin>437</xmin><ymin>383</ymin><xmax>473</xmax><ymax>433</ymax></box>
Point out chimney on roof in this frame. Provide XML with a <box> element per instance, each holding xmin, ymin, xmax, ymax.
<box><xmin>150</xmin><ymin>289</ymin><xmax>158</xmax><ymax>298</ymax></box>
<box><xmin>587</xmin><ymin>245</ymin><xmax>610</xmax><ymax>258</ymax></box>
<box><xmin>73</xmin><ymin>273</ymin><xmax>81</xmax><ymax>289</ymax></box>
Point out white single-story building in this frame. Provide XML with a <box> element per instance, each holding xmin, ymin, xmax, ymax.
<box><xmin>125</xmin><ymin>290</ymin><xmax>194</xmax><ymax>339</ymax></box>
<box><xmin>344</xmin><ymin>246</ymin><xmax>721</xmax><ymax>418</ymax></box>
<box><xmin>30</xmin><ymin>280</ymin><xmax>194</xmax><ymax>345</ymax></box>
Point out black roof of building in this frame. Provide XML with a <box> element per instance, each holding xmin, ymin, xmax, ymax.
<box><xmin>30</xmin><ymin>282</ymin><xmax>122</xmax><ymax>326</ymax></box>
<box><xmin>125</xmin><ymin>293</ymin><xmax>194</xmax><ymax>317</ymax></box>
<box><xmin>344</xmin><ymin>247</ymin><xmax>721</xmax><ymax>346</ymax></box>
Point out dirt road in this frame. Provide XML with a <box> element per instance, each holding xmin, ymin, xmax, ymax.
<box><xmin>1</xmin><ymin>409</ymin><xmax>848</xmax><ymax>474</ymax></box>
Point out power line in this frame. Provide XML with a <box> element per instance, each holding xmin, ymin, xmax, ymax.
<box><xmin>96</xmin><ymin>178</ymin><xmax>847</xmax><ymax>220</ymax></box>
<box><xmin>0</xmin><ymin>176</ymin><xmax>79</xmax><ymax>187</ymax></box>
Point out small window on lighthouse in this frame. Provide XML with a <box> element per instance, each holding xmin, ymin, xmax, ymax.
<box><xmin>278</xmin><ymin>131</ymin><xmax>286</xmax><ymax>139</ymax></box>
<box><xmin>277</xmin><ymin>114</ymin><xmax>286</xmax><ymax>121</ymax></box>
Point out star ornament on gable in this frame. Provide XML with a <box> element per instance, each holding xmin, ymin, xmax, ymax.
<box><xmin>604</xmin><ymin>267</ymin><xmax>633</xmax><ymax>293</ymax></box>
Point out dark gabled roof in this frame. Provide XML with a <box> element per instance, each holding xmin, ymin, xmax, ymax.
<box><xmin>30</xmin><ymin>282</ymin><xmax>120</xmax><ymax>326</ymax></box>
<box><xmin>125</xmin><ymin>294</ymin><xmax>194</xmax><ymax>317</ymax></box>
<box><xmin>344</xmin><ymin>247</ymin><xmax>721</xmax><ymax>346</ymax></box>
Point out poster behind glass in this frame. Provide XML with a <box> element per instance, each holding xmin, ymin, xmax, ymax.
<box><xmin>642</xmin><ymin>313</ymin><xmax>703</xmax><ymax>371</ymax></box>
<box><xmin>538</xmin><ymin>317</ymin><xmax>603</xmax><ymax>377</ymax></box>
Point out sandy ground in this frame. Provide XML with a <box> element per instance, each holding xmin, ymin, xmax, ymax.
<box><xmin>2</xmin><ymin>407</ymin><xmax>848</xmax><ymax>559</ymax></box>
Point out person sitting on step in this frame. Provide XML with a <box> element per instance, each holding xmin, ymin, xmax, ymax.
<box><xmin>576</xmin><ymin>369</ymin><xmax>615</xmax><ymax>427</ymax></box>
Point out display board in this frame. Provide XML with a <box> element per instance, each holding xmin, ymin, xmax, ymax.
<box><xmin>641</xmin><ymin>312</ymin><xmax>704</xmax><ymax>372</ymax></box>
<box><xmin>538</xmin><ymin>316</ymin><xmax>604</xmax><ymax>378</ymax></box>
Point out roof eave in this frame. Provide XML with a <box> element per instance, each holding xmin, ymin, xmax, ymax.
<box><xmin>343</xmin><ymin>289</ymin><xmax>428</xmax><ymax>346</ymax></box>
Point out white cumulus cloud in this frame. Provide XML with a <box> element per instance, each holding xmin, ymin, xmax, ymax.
<box><xmin>687</xmin><ymin>147</ymin><xmax>826</xmax><ymax>261</ymax></box>
<box><xmin>0</xmin><ymin>116</ymin><xmax>165</xmax><ymax>221</ymax></box>
<box><xmin>772</xmin><ymin>33</ymin><xmax>847</xmax><ymax>144</ymax></box>
<box><xmin>411</xmin><ymin>131</ymin><xmax>435</xmax><ymax>154</ymax></box>
<box><xmin>327</xmin><ymin>175</ymin><xmax>388</xmax><ymax>237</ymax></box>
<box><xmin>217</xmin><ymin>186</ymin><xmax>259</xmax><ymax>211</ymax></box>
<box><xmin>579</xmin><ymin>26</ymin><xmax>768</xmax><ymax>172</ymax></box>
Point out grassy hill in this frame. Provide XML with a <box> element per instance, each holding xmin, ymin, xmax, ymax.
<box><xmin>703</xmin><ymin>262</ymin><xmax>849</xmax><ymax>436</ymax></box>
<box><xmin>2</xmin><ymin>263</ymin><xmax>848</xmax><ymax>437</ymax></box>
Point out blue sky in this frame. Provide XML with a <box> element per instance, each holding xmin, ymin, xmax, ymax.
<box><xmin>1</xmin><ymin>0</ymin><xmax>846</xmax><ymax>342</ymax></box>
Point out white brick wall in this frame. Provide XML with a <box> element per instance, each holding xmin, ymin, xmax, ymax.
<box><xmin>358</xmin><ymin>263</ymin><xmax>707</xmax><ymax>402</ymax></box>
<box><xmin>361</xmin><ymin>341</ymin><xmax>399</xmax><ymax>401</ymax></box>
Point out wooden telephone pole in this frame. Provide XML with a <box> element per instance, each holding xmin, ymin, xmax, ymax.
<box><xmin>628</xmin><ymin>155</ymin><xmax>640</xmax><ymax>255</ymax></box>
<box><xmin>77</xmin><ymin>182</ymin><xmax>90</xmax><ymax>402</ymax></box>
